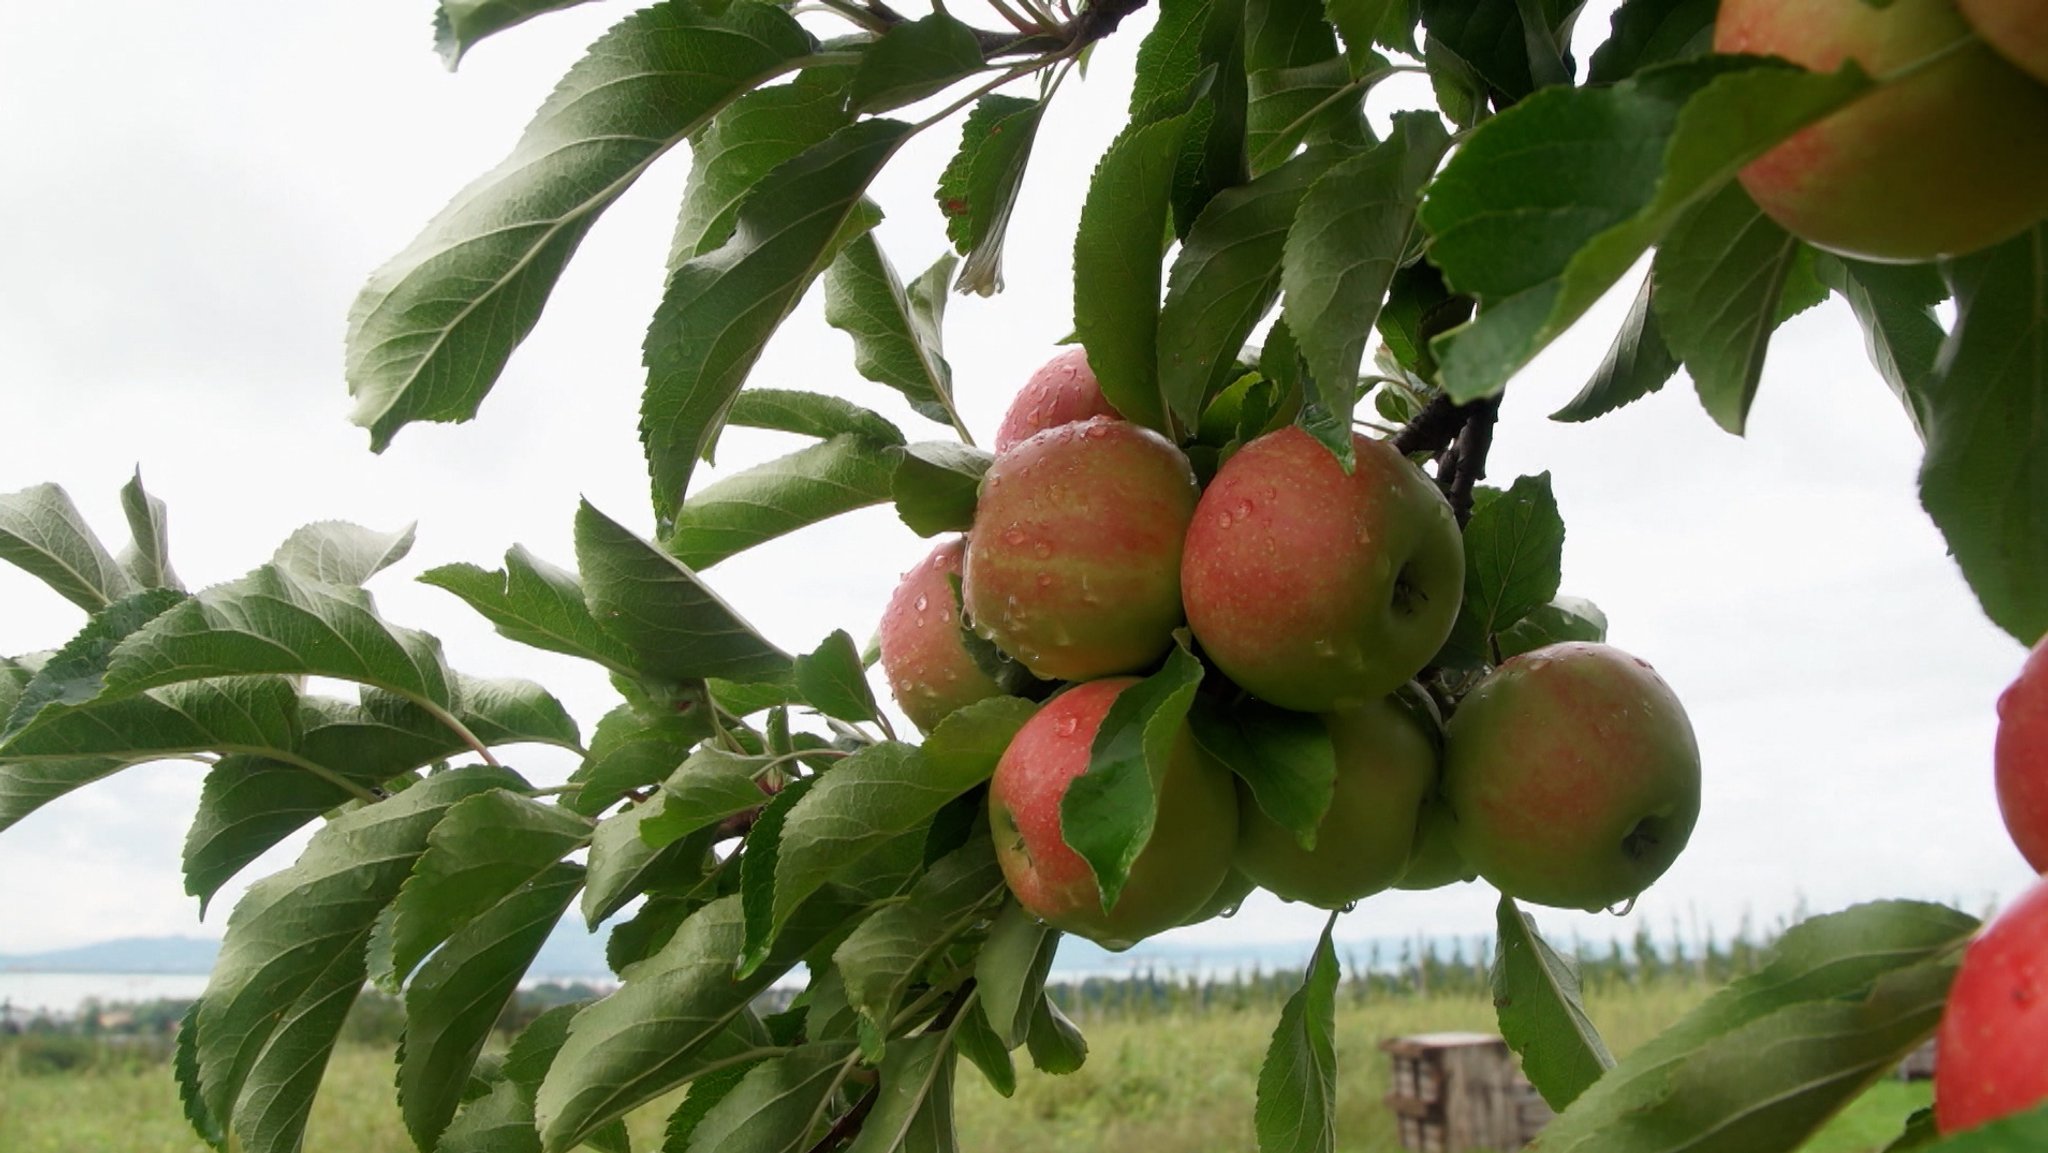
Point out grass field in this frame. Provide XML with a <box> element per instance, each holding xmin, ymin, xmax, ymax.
<box><xmin>0</xmin><ymin>980</ymin><xmax>1930</xmax><ymax>1153</ymax></box>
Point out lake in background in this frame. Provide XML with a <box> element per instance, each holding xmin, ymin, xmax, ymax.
<box><xmin>1</xmin><ymin>972</ymin><xmax>212</xmax><ymax>1014</ymax></box>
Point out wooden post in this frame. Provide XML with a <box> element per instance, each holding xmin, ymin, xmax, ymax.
<box><xmin>1381</xmin><ymin>1032</ymin><xmax>1550</xmax><ymax>1150</ymax></box>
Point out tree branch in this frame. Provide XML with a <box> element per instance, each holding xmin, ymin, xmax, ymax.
<box><xmin>1445</xmin><ymin>398</ymin><xmax>1500</xmax><ymax>526</ymax></box>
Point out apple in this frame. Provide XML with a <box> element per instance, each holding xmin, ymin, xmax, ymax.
<box><xmin>1395</xmin><ymin>797</ymin><xmax>1478</xmax><ymax>891</ymax></box>
<box><xmin>1181</xmin><ymin>868</ymin><xmax>1257</xmax><ymax>926</ymax></box>
<box><xmin>1180</xmin><ymin>427</ymin><xmax>1464</xmax><ymax>712</ymax></box>
<box><xmin>1715</xmin><ymin>0</ymin><xmax>2048</xmax><ymax>262</ymax></box>
<box><xmin>1957</xmin><ymin>0</ymin><xmax>2048</xmax><ymax>85</ymax></box>
<box><xmin>1441</xmin><ymin>642</ymin><xmax>1701</xmax><ymax>912</ymax></box>
<box><xmin>1234</xmin><ymin>694</ymin><xmax>1439</xmax><ymax>909</ymax></box>
<box><xmin>963</xmin><ymin>418</ymin><xmax>1199</xmax><ymax>682</ymax></box>
<box><xmin>1934</xmin><ymin>876</ymin><xmax>2048</xmax><ymax>1134</ymax></box>
<box><xmin>988</xmin><ymin>677</ymin><xmax>1239</xmax><ymax>948</ymax></box>
<box><xmin>1996</xmin><ymin>633</ymin><xmax>2048</xmax><ymax>872</ymax></box>
<box><xmin>877</xmin><ymin>537</ymin><xmax>1011</xmax><ymax>733</ymax></box>
<box><xmin>994</xmin><ymin>346</ymin><xmax>1121</xmax><ymax>453</ymax></box>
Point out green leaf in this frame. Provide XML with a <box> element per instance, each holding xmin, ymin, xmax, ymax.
<box><xmin>1245</xmin><ymin>58</ymin><xmax>1368</xmax><ymax>177</ymax></box>
<box><xmin>1061</xmin><ymin>641</ymin><xmax>1204</xmax><ymax>912</ymax></box>
<box><xmin>1916</xmin><ymin>226</ymin><xmax>2048</xmax><ymax>646</ymax></box>
<box><xmin>935</xmin><ymin>95</ymin><xmax>1047</xmax><ymax>297</ymax></box>
<box><xmin>975</xmin><ymin>900</ymin><xmax>1059</xmax><ymax>1049</ymax></box>
<box><xmin>834</xmin><ymin>836</ymin><xmax>1005</xmax><ymax>1033</ymax></box>
<box><xmin>4</xmin><ymin>675</ymin><xmax>297</xmax><ymax>772</ymax></box>
<box><xmin>1550</xmin><ymin>274</ymin><xmax>1680</xmax><ymax>422</ymax></box>
<box><xmin>823</xmin><ymin>234</ymin><xmax>966</xmax><ymax>435</ymax></box>
<box><xmin>1254</xmin><ymin>915</ymin><xmax>1339</xmax><ymax>1153</ymax></box>
<box><xmin>922</xmin><ymin>695</ymin><xmax>1037</xmax><ymax>787</ymax></box>
<box><xmin>671</xmin><ymin>68</ymin><xmax>855</xmax><ymax>266</ymax></box>
<box><xmin>175</xmin><ymin>999</ymin><xmax>223</xmax><ymax>1148</ymax></box>
<box><xmin>794</xmin><ymin>629</ymin><xmax>883</xmax><ymax>724</ymax></box>
<box><xmin>191</xmin><ymin>766</ymin><xmax>522</xmax><ymax>1153</ymax></box>
<box><xmin>1439</xmin><ymin>474</ymin><xmax>1565</xmax><ymax>667</ymax></box>
<box><xmin>665</xmin><ymin>435</ymin><xmax>902</xmax><ymax>570</ymax></box>
<box><xmin>2</xmin><ymin>587</ymin><xmax>187</xmax><ymax>740</ymax></box>
<box><xmin>1159</xmin><ymin>147</ymin><xmax>1338</xmax><ymax>432</ymax></box>
<box><xmin>725</xmin><ymin>389</ymin><xmax>905</xmax><ymax>445</ymax></box>
<box><xmin>1375</xmin><ymin>258</ymin><xmax>1461</xmax><ymax>380</ymax></box>
<box><xmin>892</xmin><ymin>442</ymin><xmax>993</xmax><ymax>537</ymax></box>
<box><xmin>663</xmin><ymin>1051</ymin><xmax>773</xmax><ymax>1153</ymax></box>
<box><xmin>399</xmin><ymin>861</ymin><xmax>584</xmax><ymax>1149</ymax></box>
<box><xmin>1280</xmin><ymin>113</ymin><xmax>1451</xmax><ymax>459</ymax></box>
<box><xmin>1492</xmin><ymin>896</ymin><xmax>1614</xmax><ymax>1111</ymax></box>
<box><xmin>641</xmin><ymin>119</ymin><xmax>908</xmax><ymax>519</ymax></box>
<box><xmin>117</xmin><ymin>469</ymin><xmax>180</xmax><ymax>591</ymax></box>
<box><xmin>0</xmin><ymin>482</ymin><xmax>136</xmax><ymax>613</ymax></box>
<box><xmin>371</xmin><ymin>790</ymin><xmax>592</xmax><ymax>988</ymax></box>
<box><xmin>1651</xmin><ymin>180</ymin><xmax>1812</xmax><ymax>435</ymax></box>
<box><xmin>270</xmin><ymin>521</ymin><xmax>416</xmax><ymax>587</ymax></box>
<box><xmin>1074</xmin><ymin>115</ymin><xmax>1190</xmax><ymax>434</ymax></box>
<box><xmin>443</xmin><ymin>674</ymin><xmax>583</xmax><ymax>749</ymax></box>
<box><xmin>737</xmin><ymin>774</ymin><xmax>818</xmax><ymax>972</ymax></box>
<box><xmin>1187</xmin><ymin>700</ymin><xmax>1335</xmax><ymax>851</ymax></box>
<box><xmin>421</xmin><ymin>547</ymin><xmax>639</xmax><ymax>676</ymax></box>
<box><xmin>1911</xmin><ymin>1106</ymin><xmax>2048</xmax><ymax>1151</ymax></box>
<box><xmin>1129</xmin><ymin>0</ymin><xmax>1211</xmax><ymax>125</ymax></box>
<box><xmin>1585</xmin><ymin>0</ymin><xmax>1716</xmax><ymax>85</ymax></box>
<box><xmin>1421</xmin><ymin>58</ymin><xmax>1870</xmax><ymax>402</ymax></box>
<box><xmin>849</xmin><ymin>13</ymin><xmax>985</xmax><ymax>113</ymax></box>
<box><xmin>1418</xmin><ymin>0</ymin><xmax>1574</xmax><ymax>103</ymax></box>
<box><xmin>585</xmin><ymin>793</ymin><xmax>715</xmax><ymax>925</ymax></box>
<box><xmin>348</xmin><ymin>0</ymin><xmax>815</xmax><ymax>450</ymax></box>
<box><xmin>1424</xmin><ymin>31</ymin><xmax>1488</xmax><ymax>129</ymax></box>
<box><xmin>534</xmin><ymin>892</ymin><xmax>856</xmax><ymax>1152</ymax></box>
<box><xmin>1024</xmin><ymin>996</ymin><xmax>1087</xmax><ymax>1075</ymax></box>
<box><xmin>1534</xmin><ymin>900</ymin><xmax>1977</xmax><ymax>1153</ymax></box>
<box><xmin>1496</xmin><ymin>596</ymin><xmax>1608</xmax><ymax>659</ymax></box>
<box><xmin>1811</xmin><ymin>257</ymin><xmax>1947</xmax><ymax>441</ymax></box>
<box><xmin>642</xmin><ymin>746</ymin><xmax>772</xmax><ymax>848</ymax></box>
<box><xmin>1246</xmin><ymin>0</ymin><xmax>1340</xmax><ymax>72</ymax></box>
<box><xmin>679</xmin><ymin>1040</ymin><xmax>858</xmax><ymax>1153</ymax></box>
<box><xmin>1325</xmin><ymin>0</ymin><xmax>1398</xmax><ymax>63</ymax></box>
<box><xmin>434</xmin><ymin>0</ymin><xmax>600</xmax><ymax>68</ymax></box>
<box><xmin>180</xmin><ymin>756</ymin><xmax>359</xmax><ymax>914</ymax></box>
<box><xmin>953</xmin><ymin>1002</ymin><xmax>1017</xmax><ymax>1097</ymax></box>
<box><xmin>845</xmin><ymin>1032</ymin><xmax>959</xmax><ymax>1153</ymax></box>
<box><xmin>575</xmin><ymin>501</ymin><xmax>792</xmax><ymax>685</ymax></box>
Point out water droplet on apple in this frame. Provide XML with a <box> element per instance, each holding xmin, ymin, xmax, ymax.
<box><xmin>1234</xmin><ymin>499</ymin><xmax>1253</xmax><ymax>520</ymax></box>
<box><xmin>1085</xmin><ymin>422</ymin><xmax>1112</xmax><ymax>439</ymax></box>
<box><xmin>1003</xmin><ymin>528</ymin><xmax>1028</xmax><ymax>547</ymax></box>
<box><xmin>1055</xmin><ymin>716</ymin><xmax>1079</xmax><ymax>737</ymax></box>
<box><xmin>913</xmin><ymin>593</ymin><xmax>929</xmax><ymax>612</ymax></box>
<box><xmin>1036</xmin><ymin>573</ymin><xmax>1054</xmax><ymax>588</ymax></box>
<box><xmin>1605</xmin><ymin>897</ymin><xmax>1637</xmax><ymax>917</ymax></box>
<box><xmin>1033</xmin><ymin>542</ymin><xmax>1053</xmax><ymax>559</ymax></box>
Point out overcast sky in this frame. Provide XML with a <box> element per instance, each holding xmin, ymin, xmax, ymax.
<box><xmin>0</xmin><ymin>1</ymin><xmax>2034</xmax><ymax>961</ymax></box>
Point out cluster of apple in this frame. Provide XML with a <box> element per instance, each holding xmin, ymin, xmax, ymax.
<box><xmin>878</xmin><ymin>350</ymin><xmax>1703</xmax><ymax>950</ymax></box>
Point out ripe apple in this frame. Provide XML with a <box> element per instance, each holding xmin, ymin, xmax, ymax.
<box><xmin>1395</xmin><ymin>798</ymin><xmax>1478</xmax><ymax>890</ymax></box>
<box><xmin>1715</xmin><ymin>0</ymin><xmax>2048</xmax><ymax>262</ymax></box>
<box><xmin>1996</xmin><ymin>633</ymin><xmax>2048</xmax><ymax>872</ymax></box>
<box><xmin>1934</xmin><ymin>876</ymin><xmax>2048</xmax><ymax>1134</ymax></box>
<box><xmin>877</xmin><ymin>537</ymin><xmax>1011</xmax><ymax>733</ymax></box>
<box><xmin>1180</xmin><ymin>427</ymin><xmax>1464</xmax><ymax>712</ymax></box>
<box><xmin>1957</xmin><ymin>0</ymin><xmax>2048</xmax><ymax>85</ymax></box>
<box><xmin>1234</xmin><ymin>694</ymin><xmax>1438</xmax><ymax>909</ymax></box>
<box><xmin>988</xmin><ymin>678</ymin><xmax>1239</xmax><ymax>948</ymax></box>
<box><xmin>994</xmin><ymin>347</ymin><xmax>1121</xmax><ymax>453</ymax></box>
<box><xmin>1441</xmin><ymin>642</ymin><xmax>1701</xmax><ymax>912</ymax></box>
<box><xmin>963</xmin><ymin>418</ymin><xmax>1199</xmax><ymax>682</ymax></box>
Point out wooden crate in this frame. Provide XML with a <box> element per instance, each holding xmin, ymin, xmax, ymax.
<box><xmin>1382</xmin><ymin>1033</ymin><xmax>1550</xmax><ymax>1151</ymax></box>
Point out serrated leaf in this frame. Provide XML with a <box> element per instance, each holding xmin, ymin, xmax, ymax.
<box><xmin>1651</xmin><ymin>180</ymin><xmax>1810</xmax><ymax>435</ymax></box>
<box><xmin>175</xmin><ymin>999</ymin><xmax>223</xmax><ymax>1148</ymax></box>
<box><xmin>181</xmin><ymin>755</ymin><xmax>360</xmax><ymax>914</ymax></box>
<box><xmin>737</xmin><ymin>774</ymin><xmax>818</xmax><ymax>972</ymax></box>
<box><xmin>1129</xmin><ymin>0</ymin><xmax>1210</xmax><ymax>124</ymax></box>
<box><xmin>1255</xmin><ymin>915</ymin><xmax>1339</xmax><ymax>1153</ymax></box>
<box><xmin>421</xmin><ymin>546</ymin><xmax>639</xmax><ymax>676</ymax></box>
<box><xmin>681</xmin><ymin>1040</ymin><xmax>857</xmax><ymax>1153</ymax></box>
<box><xmin>641</xmin><ymin>119</ymin><xmax>909</xmax><ymax>519</ymax></box>
<box><xmin>823</xmin><ymin>233</ymin><xmax>966</xmax><ymax>435</ymax></box>
<box><xmin>1246</xmin><ymin>0</ymin><xmax>1340</xmax><ymax>72</ymax></box>
<box><xmin>1492</xmin><ymin>896</ymin><xmax>1614</xmax><ymax>1111</ymax></box>
<box><xmin>1187</xmin><ymin>699</ymin><xmax>1335</xmax><ymax>851</ymax></box>
<box><xmin>793</xmin><ymin>629</ymin><xmax>882</xmax><ymax>724</ymax></box>
<box><xmin>4</xmin><ymin>675</ymin><xmax>299</xmax><ymax>770</ymax></box>
<box><xmin>1916</xmin><ymin>225</ymin><xmax>2048</xmax><ymax>645</ymax></box>
<box><xmin>348</xmin><ymin>1</ymin><xmax>816</xmax><ymax>450</ymax></box>
<box><xmin>1534</xmin><ymin>900</ymin><xmax>1977</xmax><ymax>1153</ymax></box>
<box><xmin>665</xmin><ymin>435</ymin><xmax>902</xmax><ymax>571</ymax></box>
<box><xmin>270</xmin><ymin>521</ymin><xmax>416</xmax><ymax>586</ymax></box>
<box><xmin>1496</xmin><ymin>595</ymin><xmax>1608</xmax><ymax>659</ymax></box>
<box><xmin>922</xmin><ymin>695</ymin><xmax>1037</xmax><ymax>784</ymax></box>
<box><xmin>192</xmin><ymin>765</ymin><xmax>521</xmax><ymax>1152</ymax></box>
<box><xmin>399</xmin><ymin>861</ymin><xmax>584</xmax><ymax>1149</ymax></box>
<box><xmin>446</xmin><ymin>674</ymin><xmax>582</xmax><ymax>750</ymax></box>
<box><xmin>953</xmin><ymin>1001</ymin><xmax>1016</xmax><ymax>1096</ymax></box>
<box><xmin>1418</xmin><ymin>0</ymin><xmax>1574</xmax><ymax>102</ymax></box>
<box><xmin>1061</xmin><ymin>641</ymin><xmax>1204</xmax><ymax>910</ymax></box>
<box><xmin>0</xmin><ymin>482</ymin><xmax>136</xmax><ymax>613</ymax></box>
<box><xmin>1281</xmin><ymin>113</ymin><xmax>1450</xmax><ymax>458</ymax></box>
<box><xmin>1074</xmin><ymin>115</ymin><xmax>1190</xmax><ymax>434</ymax></box>
<box><xmin>439</xmin><ymin>1079</ymin><xmax>545</xmax><ymax>1153</ymax></box>
<box><xmin>671</xmin><ymin>68</ymin><xmax>855</xmax><ymax>266</ymax></box>
<box><xmin>1812</xmin><ymin>256</ymin><xmax>1947</xmax><ymax>441</ymax></box>
<box><xmin>434</xmin><ymin>0</ymin><xmax>600</xmax><ymax>68</ymax></box>
<box><xmin>1325</xmin><ymin>0</ymin><xmax>1397</xmax><ymax>60</ymax></box>
<box><xmin>975</xmin><ymin>900</ymin><xmax>1058</xmax><ymax>1049</ymax></box>
<box><xmin>1438</xmin><ymin>474</ymin><xmax>1565</xmax><ymax>667</ymax></box>
<box><xmin>845</xmin><ymin>1032</ymin><xmax>958</xmax><ymax>1153</ymax></box>
<box><xmin>534</xmin><ymin>892</ymin><xmax>857</xmax><ymax>1152</ymax></box>
<box><xmin>117</xmin><ymin>469</ymin><xmax>179</xmax><ymax>591</ymax></box>
<box><xmin>1246</xmin><ymin>57</ymin><xmax>1371</xmax><ymax>177</ymax></box>
<box><xmin>663</xmin><ymin>1049</ymin><xmax>772</xmax><ymax>1153</ymax></box>
<box><xmin>892</xmin><ymin>442</ymin><xmax>992</xmax><ymax>537</ymax></box>
<box><xmin>1551</xmin><ymin>273</ymin><xmax>1680</xmax><ymax>422</ymax></box>
<box><xmin>849</xmin><ymin>13</ymin><xmax>985</xmax><ymax>113</ymax></box>
<box><xmin>1424</xmin><ymin>31</ymin><xmax>1488</xmax><ymax>129</ymax></box>
<box><xmin>835</xmin><ymin>836</ymin><xmax>1005</xmax><ymax>1032</ymax></box>
<box><xmin>1585</xmin><ymin>0</ymin><xmax>1716</xmax><ymax>85</ymax></box>
<box><xmin>586</xmin><ymin>793</ymin><xmax>715</xmax><ymax>925</ymax></box>
<box><xmin>725</xmin><ymin>389</ymin><xmax>905</xmax><ymax>445</ymax></box>
<box><xmin>1376</xmin><ymin>258</ymin><xmax>1460</xmax><ymax>381</ymax></box>
<box><xmin>372</xmin><ymin>790</ymin><xmax>591</xmax><ymax>988</ymax></box>
<box><xmin>1160</xmin><ymin>147</ymin><xmax>1338</xmax><ymax>432</ymax></box>
<box><xmin>644</xmin><ymin>746</ymin><xmax>773</xmax><ymax>848</ymax></box>
<box><xmin>1422</xmin><ymin>58</ymin><xmax>1870</xmax><ymax>402</ymax></box>
<box><xmin>575</xmin><ymin>501</ymin><xmax>792</xmax><ymax>684</ymax></box>
<box><xmin>1910</xmin><ymin>1106</ymin><xmax>2048</xmax><ymax>1150</ymax></box>
<box><xmin>1024</xmin><ymin>995</ymin><xmax>1087</xmax><ymax>1075</ymax></box>
<box><xmin>2</xmin><ymin>587</ymin><xmax>187</xmax><ymax>740</ymax></box>
<box><xmin>935</xmin><ymin>95</ymin><xmax>1046</xmax><ymax>297</ymax></box>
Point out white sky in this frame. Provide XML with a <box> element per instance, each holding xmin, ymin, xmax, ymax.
<box><xmin>0</xmin><ymin>1</ymin><xmax>2034</xmax><ymax>959</ymax></box>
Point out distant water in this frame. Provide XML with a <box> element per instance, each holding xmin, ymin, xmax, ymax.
<box><xmin>1</xmin><ymin>972</ymin><xmax>212</xmax><ymax>1015</ymax></box>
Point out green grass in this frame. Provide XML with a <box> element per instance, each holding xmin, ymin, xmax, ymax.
<box><xmin>0</xmin><ymin>983</ymin><xmax>1929</xmax><ymax>1153</ymax></box>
